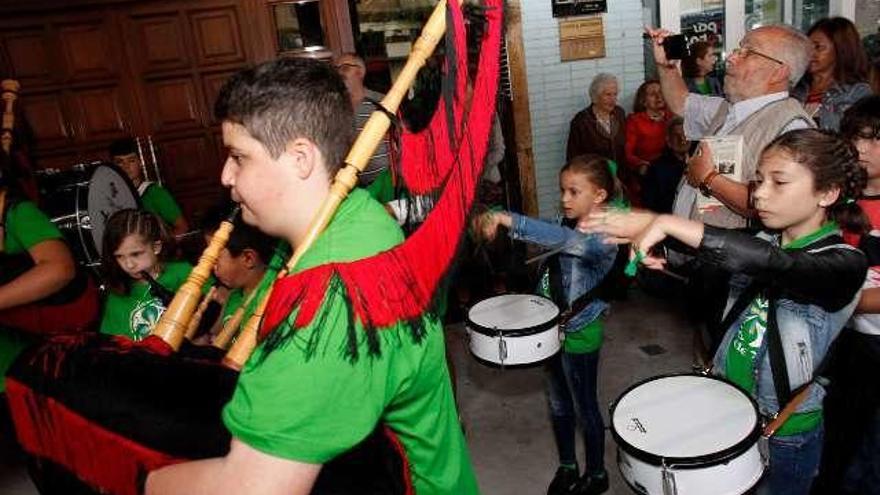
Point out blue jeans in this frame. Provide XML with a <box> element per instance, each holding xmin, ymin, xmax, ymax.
<box><xmin>757</xmin><ymin>424</ymin><xmax>823</xmax><ymax>495</ymax></box>
<box><xmin>546</xmin><ymin>350</ymin><xmax>605</xmax><ymax>475</ymax></box>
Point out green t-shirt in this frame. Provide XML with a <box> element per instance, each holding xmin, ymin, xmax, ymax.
<box><xmin>99</xmin><ymin>261</ymin><xmax>192</xmax><ymax>341</ymax></box>
<box><xmin>0</xmin><ymin>201</ymin><xmax>65</xmax><ymax>392</ymax></box>
<box><xmin>364</xmin><ymin>168</ymin><xmax>396</xmax><ymax>204</ymax></box>
<box><xmin>725</xmin><ymin>296</ymin><xmax>822</xmax><ymax>436</ymax></box>
<box><xmin>222</xmin><ymin>189</ymin><xmax>478</xmax><ymax>494</ymax></box>
<box><xmin>141</xmin><ymin>183</ymin><xmax>183</xmax><ymax>226</ymax></box>
<box><xmin>538</xmin><ymin>269</ymin><xmax>603</xmax><ymax>354</ymax></box>
<box><xmin>695</xmin><ymin>79</ymin><xmax>711</xmax><ymax>95</ymax></box>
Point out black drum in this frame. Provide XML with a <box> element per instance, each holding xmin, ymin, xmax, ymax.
<box><xmin>38</xmin><ymin>162</ymin><xmax>140</xmax><ymax>267</ymax></box>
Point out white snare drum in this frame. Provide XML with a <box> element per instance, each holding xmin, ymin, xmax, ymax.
<box><xmin>611</xmin><ymin>374</ymin><xmax>764</xmax><ymax>495</ymax></box>
<box><xmin>466</xmin><ymin>294</ymin><xmax>560</xmax><ymax>365</ymax></box>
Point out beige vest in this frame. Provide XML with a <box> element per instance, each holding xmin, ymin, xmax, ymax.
<box><xmin>681</xmin><ymin>97</ymin><xmax>814</xmax><ymax>228</ymax></box>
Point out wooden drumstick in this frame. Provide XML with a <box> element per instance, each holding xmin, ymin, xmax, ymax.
<box><xmin>762</xmin><ymin>385</ymin><xmax>812</xmax><ymax>437</ymax></box>
<box><xmin>150</xmin><ymin>206</ymin><xmax>239</xmax><ymax>350</ymax></box>
<box><xmin>223</xmin><ymin>0</ymin><xmax>462</xmax><ymax>370</ymax></box>
<box><xmin>1</xmin><ymin>79</ymin><xmax>21</xmax><ymax>155</ymax></box>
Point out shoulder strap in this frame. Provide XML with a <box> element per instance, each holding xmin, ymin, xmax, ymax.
<box><xmin>766</xmin><ymin>293</ymin><xmax>792</xmax><ymax>405</ymax></box>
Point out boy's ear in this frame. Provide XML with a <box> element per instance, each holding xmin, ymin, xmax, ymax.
<box><xmin>152</xmin><ymin>241</ymin><xmax>162</xmax><ymax>256</ymax></box>
<box><xmin>241</xmin><ymin>248</ymin><xmax>259</xmax><ymax>269</ymax></box>
<box><xmin>286</xmin><ymin>137</ymin><xmax>321</xmax><ymax>180</ymax></box>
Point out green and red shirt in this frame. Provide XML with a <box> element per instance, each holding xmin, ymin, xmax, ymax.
<box><xmin>222</xmin><ymin>189</ymin><xmax>479</xmax><ymax>494</ymax></box>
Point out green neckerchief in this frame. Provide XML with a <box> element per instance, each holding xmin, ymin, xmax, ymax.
<box><xmin>781</xmin><ymin>222</ymin><xmax>838</xmax><ymax>250</ymax></box>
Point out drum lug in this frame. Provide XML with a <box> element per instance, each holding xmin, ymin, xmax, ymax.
<box><xmin>80</xmin><ymin>214</ymin><xmax>93</xmax><ymax>230</ymax></box>
<box><xmin>661</xmin><ymin>460</ymin><xmax>677</xmax><ymax>495</ymax></box>
<box><xmin>496</xmin><ymin>328</ymin><xmax>507</xmax><ymax>367</ymax></box>
<box><xmin>758</xmin><ymin>435</ymin><xmax>770</xmax><ymax>467</ymax></box>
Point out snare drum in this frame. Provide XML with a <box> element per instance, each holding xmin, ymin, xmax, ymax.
<box><xmin>466</xmin><ymin>294</ymin><xmax>560</xmax><ymax>365</ymax></box>
<box><xmin>610</xmin><ymin>374</ymin><xmax>764</xmax><ymax>495</ymax></box>
<box><xmin>38</xmin><ymin>162</ymin><xmax>140</xmax><ymax>266</ymax></box>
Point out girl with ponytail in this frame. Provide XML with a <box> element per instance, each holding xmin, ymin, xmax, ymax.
<box><xmin>476</xmin><ymin>154</ymin><xmax>622</xmax><ymax>495</ymax></box>
<box><xmin>586</xmin><ymin>129</ymin><xmax>868</xmax><ymax>495</ymax></box>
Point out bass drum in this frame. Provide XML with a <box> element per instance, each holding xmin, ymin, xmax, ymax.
<box><xmin>38</xmin><ymin>162</ymin><xmax>140</xmax><ymax>267</ymax></box>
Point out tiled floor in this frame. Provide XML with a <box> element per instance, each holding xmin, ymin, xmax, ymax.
<box><xmin>0</xmin><ymin>289</ymin><xmax>694</xmax><ymax>494</ymax></box>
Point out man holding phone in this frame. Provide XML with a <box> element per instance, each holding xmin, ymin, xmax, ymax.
<box><xmin>646</xmin><ymin>25</ymin><xmax>814</xmax><ymax>229</ymax></box>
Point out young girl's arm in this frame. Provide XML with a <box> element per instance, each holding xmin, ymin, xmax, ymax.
<box><xmin>481</xmin><ymin>211</ymin><xmax>611</xmax><ymax>259</ymax></box>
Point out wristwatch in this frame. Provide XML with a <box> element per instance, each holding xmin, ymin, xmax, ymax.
<box><xmin>699</xmin><ymin>170</ymin><xmax>721</xmax><ymax>197</ymax></box>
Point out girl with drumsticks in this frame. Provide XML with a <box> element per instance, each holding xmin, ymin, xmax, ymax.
<box><xmin>477</xmin><ymin>154</ymin><xmax>622</xmax><ymax>495</ymax></box>
<box><xmin>99</xmin><ymin>209</ymin><xmax>193</xmax><ymax>341</ymax></box>
<box><xmin>585</xmin><ymin>129</ymin><xmax>868</xmax><ymax>495</ymax></box>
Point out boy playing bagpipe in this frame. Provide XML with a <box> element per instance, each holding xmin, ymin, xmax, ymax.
<box><xmin>146</xmin><ymin>57</ymin><xmax>478</xmax><ymax>495</ymax></box>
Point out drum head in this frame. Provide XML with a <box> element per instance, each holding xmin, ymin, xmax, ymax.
<box><xmin>84</xmin><ymin>164</ymin><xmax>140</xmax><ymax>258</ymax></box>
<box><xmin>467</xmin><ymin>294</ymin><xmax>559</xmax><ymax>336</ymax></box>
<box><xmin>611</xmin><ymin>375</ymin><xmax>759</xmax><ymax>464</ymax></box>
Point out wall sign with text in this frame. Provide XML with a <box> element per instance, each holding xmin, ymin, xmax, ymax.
<box><xmin>552</xmin><ymin>0</ymin><xmax>607</xmax><ymax>18</ymax></box>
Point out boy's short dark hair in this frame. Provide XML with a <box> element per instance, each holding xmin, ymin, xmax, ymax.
<box><xmin>841</xmin><ymin>95</ymin><xmax>880</xmax><ymax>140</ymax></box>
<box><xmin>108</xmin><ymin>137</ymin><xmax>138</xmax><ymax>158</ymax></box>
<box><xmin>214</xmin><ymin>58</ymin><xmax>354</xmax><ymax>175</ymax></box>
<box><xmin>666</xmin><ymin>116</ymin><xmax>685</xmax><ymax>138</ymax></box>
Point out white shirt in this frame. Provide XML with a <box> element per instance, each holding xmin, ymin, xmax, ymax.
<box><xmin>682</xmin><ymin>91</ymin><xmax>810</xmax><ymax>140</ymax></box>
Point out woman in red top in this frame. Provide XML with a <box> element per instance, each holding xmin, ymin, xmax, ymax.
<box><xmin>624</xmin><ymin>80</ymin><xmax>671</xmax><ymax>204</ymax></box>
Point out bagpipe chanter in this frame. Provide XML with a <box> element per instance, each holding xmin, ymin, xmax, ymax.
<box><xmin>4</xmin><ymin>0</ymin><xmax>502</xmax><ymax>494</ymax></box>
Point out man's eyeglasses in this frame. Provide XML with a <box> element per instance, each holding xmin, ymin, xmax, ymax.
<box><xmin>729</xmin><ymin>46</ymin><xmax>785</xmax><ymax>66</ymax></box>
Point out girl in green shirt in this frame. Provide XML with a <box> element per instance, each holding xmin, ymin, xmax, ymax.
<box><xmin>99</xmin><ymin>209</ymin><xmax>192</xmax><ymax>341</ymax></box>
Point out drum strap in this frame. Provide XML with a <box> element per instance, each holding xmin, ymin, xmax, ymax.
<box><xmin>766</xmin><ymin>293</ymin><xmax>793</xmax><ymax>406</ymax></box>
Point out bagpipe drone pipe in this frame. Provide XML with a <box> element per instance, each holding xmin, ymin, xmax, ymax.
<box><xmin>4</xmin><ymin>0</ymin><xmax>503</xmax><ymax>492</ymax></box>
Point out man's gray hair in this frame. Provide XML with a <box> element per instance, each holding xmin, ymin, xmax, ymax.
<box><xmin>588</xmin><ymin>73</ymin><xmax>618</xmax><ymax>102</ymax></box>
<box><xmin>760</xmin><ymin>25</ymin><xmax>813</xmax><ymax>86</ymax></box>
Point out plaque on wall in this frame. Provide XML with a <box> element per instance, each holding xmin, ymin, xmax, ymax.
<box><xmin>559</xmin><ymin>16</ymin><xmax>605</xmax><ymax>61</ymax></box>
<box><xmin>552</xmin><ymin>0</ymin><xmax>607</xmax><ymax>18</ymax></box>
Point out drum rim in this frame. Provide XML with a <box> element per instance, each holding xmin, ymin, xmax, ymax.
<box><xmin>466</xmin><ymin>294</ymin><xmax>559</xmax><ymax>337</ymax></box>
<box><xmin>609</xmin><ymin>373</ymin><xmax>762</xmax><ymax>469</ymax></box>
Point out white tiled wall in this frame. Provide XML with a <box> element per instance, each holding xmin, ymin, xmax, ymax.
<box><xmin>520</xmin><ymin>0</ymin><xmax>647</xmax><ymax>216</ymax></box>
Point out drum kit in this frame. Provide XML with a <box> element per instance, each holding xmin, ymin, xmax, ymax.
<box><xmin>465</xmin><ymin>295</ymin><xmax>765</xmax><ymax>495</ymax></box>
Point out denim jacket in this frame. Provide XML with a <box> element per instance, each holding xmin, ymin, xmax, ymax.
<box><xmin>704</xmin><ymin>227</ymin><xmax>867</xmax><ymax>418</ymax></box>
<box><xmin>508</xmin><ymin>213</ymin><xmax>618</xmax><ymax>332</ymax></box>
<box><xmin>792</xmin><ymin>79</ymin><xmax>873</xmax><ymax>132</ymax></box>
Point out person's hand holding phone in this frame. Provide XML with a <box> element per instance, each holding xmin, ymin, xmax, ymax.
<box><xmin>644</xmin><ymin>27</ymin><xmax>676</xmax><ymax>67</ymax></box>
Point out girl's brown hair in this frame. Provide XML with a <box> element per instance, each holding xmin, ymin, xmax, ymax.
<box><xmin>101</xmin><ymin>209</ymin><xmax>174</xmax><ymax>295</ymax></box>
<box><xmin>764</xmin><ymin>129</ymin><xmax>868</xmax><ymax>235</ymax></box>
<box><xmin>560</xmin><ymin>153</ymin><xmax>624</xmax><ymax>205</ymax></box>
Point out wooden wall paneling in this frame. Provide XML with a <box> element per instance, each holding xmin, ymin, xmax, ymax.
<box><xmin>144</xmin><ymin>77</ymin><xmax>205</xmax><ymax>133</ymax></box>
<box><xmin>321</xmin><ymin>0</ymin><xmax>355</xmax><ymax>55</ymax></box>
<box><xmin>127</xmin><ymin>12</ymin><xmax>191</xmax><ymax>74</ymax></box>
<box><xmin>239</xmin><ymin>0</ymin><xmax>278</xmax><ymax>63</ymax></box>
<box><xmin>188</xmin><ymin>7</ymin><xmax>247</xmax><ymax>67</ymax></box>
<box><xmin>156</xmin><ymin>132</ymin><xmax>224</xmax><ymax>217</ymax></box>
<box><xmin>504</xmin><ymin>1</ymin><xmax>538</xmax><ymax>217</ymax></box>
<box><xmin>201</xmin><ymin>70</ymin><xmax>236</xmax><ymax>123</ymax></box>
<box><xmin>0</xmin><ymin>27</ymin><xmax>55</xmax><ymax>86</ymax></box>
<box><xmin>56</xmin><ymin>18</ymin><xmax>118</xmax><ymax>83</ymax></box>
<box><xmin>20</xmin><ymin>92</ymin><xmax>75</xmax><ymax>147</ymax></box>
<box><xmin>66</xmin><ymin>85</ymin><xmax>131</xmax><ymax>142</ymax></box>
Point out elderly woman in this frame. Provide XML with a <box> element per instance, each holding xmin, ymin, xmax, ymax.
<box><xmin>566</xmin><ymin>73</ymin><xmax>626</xmax><ymax>167</ymax></box>
<box><xmin>793</xmin><ymin>17</ymin><xmax>872</xmax><ymax>132</ymax></box>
